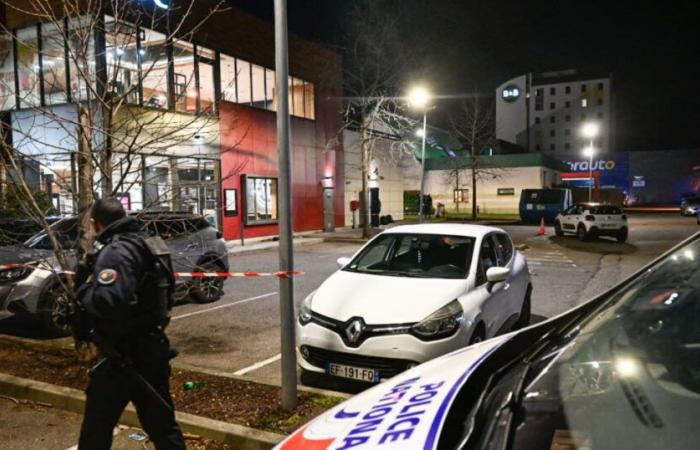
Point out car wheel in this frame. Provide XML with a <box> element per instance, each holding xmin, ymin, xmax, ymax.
<box><xmin>554</xmin><ymin>220</ymin><xmax>564</xmax><ymax>236</ymax></box>
<box><xmin>38</xmin><ymin>278</ymin><xmax>72</xmax><ymax>336</ymax></box>
<box><xmin>616</xmin><ymin>227</ymin><xmax>628</xmax><ymax>243</ymax></box>
<box><xmin>514</xmin><ymin>287</ymin><xmax>532</xmax><ymax>330</ymax></box>
<box><xmin>577</xmin><ymin>224</ymin><xmax>588</xmax><ymax>241</ymax></box>
<box><xmin>469</xmin><ymin>324</ymin><xmax>485</xmax><ymax>345</ymax></box>
<box><xmin>189</xmin><ymin>260</ymin><xmax>225</xmax><ymax>304</ymax></box>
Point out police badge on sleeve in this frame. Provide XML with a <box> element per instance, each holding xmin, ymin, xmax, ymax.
<box><xmin>97</xmin><ymin>269</ymin><xmax>119</xmax><ymax>285</ymax></box>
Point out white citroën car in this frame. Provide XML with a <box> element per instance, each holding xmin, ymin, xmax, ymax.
<box><xmin>296</xmin><ymin>224</ymin><xmax>531</xmax><ymax>384</ymax></box>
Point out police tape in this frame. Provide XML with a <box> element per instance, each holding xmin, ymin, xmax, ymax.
<box><xmin>0</xmin><ymin>264</ymin><xmax>304</xmax><ymax>279</ymax></box>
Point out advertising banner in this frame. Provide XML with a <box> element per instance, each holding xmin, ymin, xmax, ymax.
<box><xmin>554</xmin><ymin>152</ymin><xmax>629</xmax><ymax>191</ymax></box>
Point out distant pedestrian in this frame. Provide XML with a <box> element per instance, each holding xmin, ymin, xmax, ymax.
<box><xmin>72</xmin><ymin>198</ymin><xmax>185</xmax><ymax>449</ymax></box>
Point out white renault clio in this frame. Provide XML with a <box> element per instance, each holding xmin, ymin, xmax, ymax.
<box><xmin>296</xmin><ymin>224</ymin><xmax>531</xmax><ymax>383</ymax></box>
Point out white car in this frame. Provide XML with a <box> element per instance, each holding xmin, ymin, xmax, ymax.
<box><xmin>296</xmin><ymin>224</ymin><xmax>531</xmax><ymax>384</ymax></box>
<box><xmin>554</xmin><ymin>203</ymin><xmax>628</xmax><ymax>242</ymax></box>
<box><xmin>277</xmin><ymin>234</ymin><xmax>700</xmax><ymax>450</ymax></box>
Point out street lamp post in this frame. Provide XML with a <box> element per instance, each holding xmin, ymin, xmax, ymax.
<box><xmin>408</xmin><ymin>87</ymin><xmax>430</xmax><ymax>221</ymax></box>
<box><xmin>581</xmin><ymin>122</ymin><xmax>600</xmax><ymax>203</ymax></box>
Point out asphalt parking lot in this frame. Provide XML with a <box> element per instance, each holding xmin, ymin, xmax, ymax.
<box><xmin>1</xmin><ymin>213</ymin><xmax>698</xmax><ymax>389</ymax></box>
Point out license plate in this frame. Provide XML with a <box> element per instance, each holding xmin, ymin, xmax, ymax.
<box><xmin>601</xmin><ymin>224</ymin><xmax>617</xmax><ymax>228</ymax></box>
<box><xmin>326</xmin><ymin>363</ymin><xmax>378</xmax><ymax>382</ymax></box>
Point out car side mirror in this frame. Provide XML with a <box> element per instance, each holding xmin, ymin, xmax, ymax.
<box><xmin>337</xmin><ymin>257</ymin><xmax>351</xmax><ymax>268</ymax></box>
<box><xmin>486</xmin><ymin>266</ymin><xmax>510</xmax><ymax>284</ymax></box>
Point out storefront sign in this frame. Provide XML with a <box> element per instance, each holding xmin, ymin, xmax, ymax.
<box><xmin>555</xmin><ymin>152</ymin><xmax>629</xmax><ymax>192</ymax></box>
<box><xmin>224</xmin><ymin>188</ymin><xmax>238</xmax><ymax>216</ymax></box>
<box><xmin>501</xmin><ymin>84</ymin><xmax>521</xmax><ymax>103</ymax></box>
<box><xmin>497</xmin><ymin>188</ymin><xmax>515</xmax><ymax>196</ymax></box>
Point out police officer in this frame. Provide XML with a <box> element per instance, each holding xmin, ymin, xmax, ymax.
<box><xmin>73</xmin><ymin>198</ymin><xmax>185</xmax><ymax>450</ymax></box>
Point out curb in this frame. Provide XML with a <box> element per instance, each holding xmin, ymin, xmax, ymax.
<box><xmin>227</xmin><ymin>237</ymin><xmax>323</xmax><ymax>255</ymax></box>
<box><xmin>0</xmin><ymin>372</ymin><xmax>284</xmax><ymax>449</ymax></box>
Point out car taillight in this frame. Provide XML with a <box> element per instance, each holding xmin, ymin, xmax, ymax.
<box><xmin>585</xmin><ymin>215</ymin><xmax>595</xmax><ymax>221</ymax></box>
<box><xmin>622</xmin><ymin>214</ymin><xmax>627</xmax><ymax>221</ymax></box>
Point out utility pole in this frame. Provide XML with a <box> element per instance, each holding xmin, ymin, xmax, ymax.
<box><xmin>274</xmin><ymin>0</ymin><xmax>297</xmax><ymax>410</ymax></box>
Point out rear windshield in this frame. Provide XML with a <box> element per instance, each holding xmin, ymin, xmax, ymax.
<box><xmin>589</xmin><ymin>205</ymin><xmax>622</xmax><ymax>214</ymax></box>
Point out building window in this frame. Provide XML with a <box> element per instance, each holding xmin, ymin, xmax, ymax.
<box><xmin>292</xmin><ymin>77</ymin><xmax>304</xmax><ymax>117</ymax></box>
<box><xmin>0</xmin><ymin>34</ymin><xmax>16</xmax><ymax>110</ymax></box>
<box><xmin>565</xmin><ymin>85</ymin><xmax>571</xmax><ymax>94</ymax></box>
<box><xmin>303</xmin><ymin>81</ymin><xmax>315</xmax><ymax>119</ymax></box>
<box><xmin>251</xmin><ymin>63</ymin><xmax>265</xmax><ymax>108</ymax></box>
<box><xmin>454</xmin><ymin>189</ymin><xmax>469</xmax><ymax>203</ymax></box>
<box><xmin>581</xmin><ymin>84</ymin><xmax>587</xmax><ymax>93</ymax></box>
<box><xmin>172</xmin><ymin>40</ymin><xmax>196</xmax><ymax>113</ymax></box>
<box><xmin>244</xmin><ymin>175</ymin><xmax>278</xmax><ymax>225</ymax></box>
<box><xmin>565</xmin><ymin>129</ymin><xmax>571</xmax><ymax>135</ymax></box>
<box><xmin>534</xmin><ymin>117</ymin><xmax>541</xmax><ymax>124</ymax></box>
<box><xmin>104</xmin><ymin>16</ymin><xmax>139</xmax><ymax>104</ymax></box>
<box><xmin>41</xmin><ymin>22</ymin><xmax>68</xmax><ymax>105</ymax></box>
<box><xmin>550</xmin><ymin>129</ymin><xmax>555</xmax><ymax>137</ymax></box>
<box><xmin>535</xmin><ymin>88</ymin><xmax>543</xmax><ymax>111</ymax></box>
<box><xmin>565</xmin><ymin>143</ymin><xmax>570</xmax><ymax>150</ymax></box>
<box><xmin>535</xmin><ymin>144</ymin><xmax>542</xmax><ymax>151</ymax></box>
<box><xmin>236</xmin><ymin>59</ymin><xmax>252</xmax><ymax>105</ymax></box>
<box><xmin>219</xmin><ymin>54</ymin><xmax>236</xmax><ymax>102</ymax></box>
<box><xmin>550</xmin><ymin>87</ymin><xmax>556</xmax><ymax>96</ymax></box>
<box><xmin>550</xmin><ymin>116</ymin><xmax>555</xmax><ymax>124</ymax></box>
<box><xmin>16</xmin><ymin>26</ymin><xmax>41</xmax><ymax>107</ymax></box>
<box><xmin>67</xmin><ymin>17</ymin><xmax>96</xmax><ymax>102</ymax></box>
<box><xmin>196</xmin><ymin>46</ymin><xmax>216</xmax><ymax>113</ymax></box>
<box><xmin>140</xmin><ymin>28</ymin><xmax>168</xmax><ymax>108</ymax></box>
<box><xmin>581</xmin><ymin>113</ymin><xmax>587</xmax><ymax>120</ymax></box>
<box><xmin>597</xmin><ymin>111</ymin><xmax>604</xmax><ymax>119</ymax></box>
<box><xmin>581</xmin><ymin>98</ymin><xmax>588</xmax><ymax>108</ymax></box>
<box><xmin>550</xmin><ymin>102</ymin><xmax>555</xmax><ymax>110</ymax></box>
<box><xmin>565</xmin><ymin>115</ymin><xmax>571</xmax><ymax>122</ymax></box>
<box><xmin>597</xmin><ymin>98</ymin><xmax>603</xmax><ymax>106</ymax></box>
<box><xmin>550</xmin><ymin>143</ymin><xmax>555</xmax><ymax>151</ymax></box>
<box><xmin>597</xmin><ymin>82</ymin><xmax>604</xmax><ymax>91</ymax></box>
<box><xmin>565</xmin><ymin>100</ymin><xmax>571</xmax><ymax>108</ymax></box>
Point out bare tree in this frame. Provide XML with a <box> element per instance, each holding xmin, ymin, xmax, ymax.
<box><xmin>448</xmin><ymin>94</ymin><xmax>501</xmax><ymax>219</ymax></box>
<box><xmin>341</xmin><ymin>1</ymin><xmax>419</xmax><ymax>238</ymax></box>
<box><xmin>0</xmin><ymin>0</ymin><xmax>237</xmax><ymax>333</ymax></box>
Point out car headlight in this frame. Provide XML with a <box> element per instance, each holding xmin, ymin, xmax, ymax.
<box><xmin>411</xmin><ymin>299</ymin><xmax>463</xmax><ymax>340</ymax></box>
<box><xmin>0</xmin><ymin>266</ymin><xmax>33</xmax><ymax>283</ymax></box>
<box><xmin>298</xmin><ymin>292</ymin><xmax>314</xmax><ymax>325</ymax></box>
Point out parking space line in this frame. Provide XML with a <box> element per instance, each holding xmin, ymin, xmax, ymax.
<box><xmin>233</xmin><ymin>353</ymin><xmax>282</xmax><ymax>376</ymax></box>
<box><xmin>171</xmin><ymin>292</ymin><xmax>278</xmax><ymax>321</ymax></box>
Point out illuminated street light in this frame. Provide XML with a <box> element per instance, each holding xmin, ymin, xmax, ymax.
<box><xmin>408</xmin><ymin>86</ymin><xmax>432</xmax><ymax>221</ymax></box>
<box><xmin>580</xmin><ymin>122</ymin><xmax>600</xmax><ymax>202</ymax></box>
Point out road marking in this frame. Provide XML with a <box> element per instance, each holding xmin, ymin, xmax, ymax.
<box><xmin>171</xmin><ymin>292</ymin><xmax>278</xmax><ymax>321</ymax></box>
<box><xmin>234</xmin><ymin>353</ymin><xmax>282</xmax><ymax>376</ymax></box>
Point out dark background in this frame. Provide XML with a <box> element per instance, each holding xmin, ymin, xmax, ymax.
<box><xmin>229</xmin><ymin>0</ymin><xmax>700</xmax><ymax>152</ymax></box>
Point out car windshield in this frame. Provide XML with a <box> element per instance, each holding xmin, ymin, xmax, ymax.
<box><xmin>343</xmin><ymin>233</ymin><xmax>475</xmax><ymax>279</ymax></box>
<box><xmin>474</xmin><ymin>237</ymin><xmax>700</xmax><ymax>450</ymax></box>
<box><xmin>24</xmin><ymin>218</ymin><xmax>78</xmax><ymax>250</ymax></box>
<box><xmin>589</xmin><ymin>205</ymin><xmax>622</xmax><ymax>214</ymax></box>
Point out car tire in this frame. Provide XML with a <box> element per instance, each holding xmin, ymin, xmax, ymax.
<box><xmin>189</xmin><ymin>260</ymin><xmax>225</xmax><ymax>304</ymax></box>
<box><xmin>554</xmin><ymin>221</ymin><xmax>564</xmax><ymax>236</ymax></box>
<box><xmin>38</xmin><ymin>278</ymin><xmax>72</xmax><ymax>337</ymax></box>
<box><xmin>514</xmin><ymin>286</ymin><xmax>532</xmax><ymax>330</ymax></box>
<box><xmin>616</xmin><ymin>227</ymin><xmax>628</xmax><ymax>243</ymax></box>
<box><xmin>469</xmin><ymin>324</ymin><xmax>485</xmax><ymax>345</ymax></box>
<box><xmin>577</xmin><ymin>224</ymin><xmax>589</xmax><ymax>242</ymax></box>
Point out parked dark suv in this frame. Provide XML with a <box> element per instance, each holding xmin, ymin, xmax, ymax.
<box><xmin>0</xmin><ymin>212</ymin><xmax>229</xmax><ymax>335</ymax></box>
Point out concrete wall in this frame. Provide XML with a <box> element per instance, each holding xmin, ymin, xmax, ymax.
<box><xmin>343</xmin><ymin>130</ymin><xmax>420</xmax><ymax>227</ymax></box>
<box><xmin>420</xmin><ymin>166</ymin><xmax>559</xmax><ymax>214</ymax></box>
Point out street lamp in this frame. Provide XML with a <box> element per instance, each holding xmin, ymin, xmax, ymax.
<box><xmin>581</xmin><ymin>122</ymin><xmax>599</xmax><ymax>203</ymax></box>
<box><xmin>408</xmin><ymin>86</ymin><xmax>431</xmax><ymax>221</ymax></box>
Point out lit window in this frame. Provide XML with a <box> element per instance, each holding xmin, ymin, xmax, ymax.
<box><xmin>41</xmin><ymin>22</ymin><xmax>68</xmax><ymax>105</ymax></box>
<box><xmin>303</xmin><ymin>81</ymin><xmax>315</xmax><ymax>119</ymax></box>
<box><xmin>0</xmin><ymin>34</ymin><xmax>16</xmax><ymax>110</ymax></box>
<box><xmin>104</xmin><ymin>16</ymin><xmax>139</xmax><ymax>104</ymax></box>
<box><xmin>454</xmin><ymin>189</ymin><xmax>469</xmax><ymax>203</ymax></box>
<box><xmin>244</xmin><ymin>175</ymin><xmax>278</xmax><ymax>225</ymax></box>
<box><xmin>251</xmin><ymin>63</ymin><xmax>265</xmax><ymax>108</ymax></box>
<box><xmin>292</xmin><ymin>77</ymin><xmax>304</xmax><ymax>117</ymax></box>
<box><xmin>140</xmin><ymin>28</ymin><xmax>168</xmax><ymax>109</ymax></box>
<box><xmin>197</xmin><ymin>46</ymin><xmax>215</xmax><ymax>113</ymax></box>
<box><xmin>219</xmin><ymin>54</ymin><xmax>237</xmax><ymax>102</ymax></box>
<box><xmin>264</xmin><ymin>68</ymin><xmax>275</xmax><ymax>111</ymax></box>
<box><xmin>236</xmin><ymin>59</ymin><xmax>251</xmax><ymax>105</ymax></box>
<box><xmin>581</xmin><ymin>98</ymin><xmax>588</xmax><ymax>108</ymax></box>
<box><xmin>172</xmin><ymin>40</ymin><xmax>196</xmax><ymax>113</ymax></box>
<box><xmin>16</xmin><ymin>26</ymin><xmax>41</xmax><ymax>107</ymax></box>
<box><xmin>67</xmin><ymin>17</ymin><xmax>96</xmax><ymax>102</ymax></box>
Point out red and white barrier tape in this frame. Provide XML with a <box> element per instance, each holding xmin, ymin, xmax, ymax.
<box><xmin>1</xmin><ymin>264</ymin><xmax>303</xmax><ymax>279</ymax></box>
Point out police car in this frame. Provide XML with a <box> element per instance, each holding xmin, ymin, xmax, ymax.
<box><xmin>277</xmin><ymin>233</ymin><xmax>700</xmax><ymax>450</ymax></box>
<box><xmin>554</xmin><ymin>203</ymin><xmax>628</xmax><ymax>242</ymax></box>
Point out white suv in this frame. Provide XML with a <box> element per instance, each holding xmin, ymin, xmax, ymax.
<box><xmin>555</xmin><ymin>203</ymin><xmax>628</xmax><ymax>242</ymax></box>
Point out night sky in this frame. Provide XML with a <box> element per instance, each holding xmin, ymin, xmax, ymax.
<box><xmin>229</xmin><ymin>1</ymin><xmax>700</xmax><ymax>152</ymax></box>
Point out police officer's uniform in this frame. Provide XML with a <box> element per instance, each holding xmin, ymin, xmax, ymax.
<box><xmin>74</xmin><ymin>216</ymin><xmax>185</xmax><ymax>450</ymax></box>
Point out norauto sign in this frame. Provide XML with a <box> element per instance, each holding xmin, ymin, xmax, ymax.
<box><xmin>568</xmin><ymin>159</ymin><xmax>617</xmax><ymax>171</ymax></box>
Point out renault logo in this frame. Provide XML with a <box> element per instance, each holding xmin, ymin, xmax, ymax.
<box><xmin>345</xmin><ymin>319</ymin><xmax>365</xmax><ymax>344</ymax></box>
